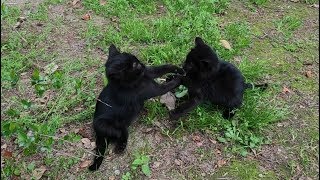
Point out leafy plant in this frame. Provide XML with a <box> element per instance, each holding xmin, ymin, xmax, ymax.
<box><xmin>9</xmin><ymin>69</ymin><xmax>19</xmax><ymax>86</ymax></box>
<box><xmin>51</xmin><ymin>70</ymin><xmax>63</xmax><ymax>89</ymax></box>
<box><xmin>6</xmin><ymin>108</ymin><xmax>20</xmax><ymax>117</ymax></box>
<box><xmin>75</xmin><ymin>79</ymin><xmax>83</xmax><ymax>93</ymax></box>
<box><xmin>274</xmin><ymin>16</ymin><xmax>302</xmax><ymax>39</ymax></box>
<box><xmin>249</xmin><ymin>0</ymin><xmax>268</xmax><ymax>6</ymax></box>
<box><xmin>131</xmin><ymin>155</ymin><xmax>151</xmax><ymax>177</ymax></box>
<box><xmin>121</xmin><ymin>172</ymin><xmax>132</xmax><ymax>180</ymax></box>
<box><xmin>21</xmin><ymin>99</ymin><xmax>32</xmax><ymax>109</ymax></box>
<box><xmin>31</xmin><ymin>69</ymin><xmax>48</xmax><ymax>96</ymax></box>
<box><xmin>213</xmin><ymin>0</ymin><xmax>230</xmax><ymax>14</ymax></box>
<box><xmin>1</xmin><ymin>1</ymin><xmax>8</xmax><ymax>20</ymax></box>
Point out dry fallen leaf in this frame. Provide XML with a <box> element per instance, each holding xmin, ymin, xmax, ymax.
<box><xmin>73</xmin><ymin>128</ymin><xmax>80</xmax><ymax>134</ymax></box>
<box><xmin>72</xmin><ymin>0</ymin><xmax>80</xmax><ymax>6</ymax></box>
<box><xmin>142</xmin><ymin>128</ymin><xmax>154</xmax><ymax>133</ymax></box>
<box><xmin>282</xmin><ymin>86</ymin><xmax>291</xmax><ymax>94</ymax></box>
<box><xmin>32</xmin><ymin>166</ymin><xmax>47</xmax><ymax>180</ymax></box>
<box><xmin>81</xmin><ymin>138</ymin><xmax>92</xmax><ymax>149</ymax></box>
<box><xmin>110</xmin><ymin>16</ymin><xmax>119</xmax><ymax>23</ymax></box>
<box><xmin>192</xmin><ymin>135</ymin><xmax>201</xmax><ymax>142</ymax></box>
<box><xmin>217</xmin><ymin>159</ymin><xmax>226</xmax><ymax>167</ymax></box>
<box><xmin>108</xmin><ymin>176</ymin><xmax>115</xmax><ymax>180</ymax></box>
<box><xmin>209</xmin><ymin>139</ymin><xmax>217</xmax><ymax>144</ymax></box>
<box><xmin>174</xmin><ymin>159</ymin><xmax>182</xmax><ymax>166</ymax></box>
<box><xmin>59</xmin><ymin>128</ymin><xmax>66</xmax><ymax>133</ymax></box>
<box><xmin>1</xmin><ymin>144</ymin><xmax>7</xmax><ymax>149</ymax></box>
<box><xmin>14</xmin><ymin>21</ymin><xmax>22</xmax><ymax>29</ymax></box>
<box><xmin>82</xmin><ymin>13</ymin><xmax>91</xmax><ymax>21</ymax></box>
<box><xmin>44</xmin><ymin>62</ymin><xmax>58</xmax><ymax>74</ymax></box>
<box><xmin>215</xmin><ymin>148</ymin><xmax>221</xmax><ymax>155</ymax></box>
<box><xmin>311</xmin><ymin>4</ymin><xmax>319</xmax><ymax>8</ymax></box>
<box><xmin>160</xmin><ymin>92</ymin><xmax>176</xmax><ymax>110</ymax></box>
<box><xmin>196</xmin><ymin>141</ymin><xmax>203</xmax><ymax>147</ymax></box>
<box><xmin>100</xmin><ymin>0</ymin><xmax>107</xmax><ymax>5</ymax></box>
<box><xmin>79</xmin><ymin>160</ymin><xmax>92</xmax><ymax>168</ymax></box>
<box><xmin>3</xmin><ymin>150</ymin><xmax>13</xmax><ymax>158</ymax></box>
<box><xmin>305</xmin><ymin>70</ymin><xmax>312</xmax><ymax>78</ymax></box>
<box><xmin>220</xmin><ymin>39</ymin><xmax>232</xmax><ymax>50</ymax></box>
<box><xmin>78</xmin><ymin>127</ymin><xmax>91</xmax><ymax>138</ymax></box>
<box><xmin>17</xmin><ymin>17</ymin><xmax>26</xmax><ymax>23</ymax></box>
<box><xmin>152</xmin><ymin>161</ymin><xmax>161</xmax><ymax>169</ymax></box>
<box><xmin>290</xmin><ymin>0</ymin><xmax>299</xmax><ymax>2</ymax></box>
<box><xmin>91</xmin><ymin>142</ymin><xmax>96</xmax><ymax>149</ymax></box>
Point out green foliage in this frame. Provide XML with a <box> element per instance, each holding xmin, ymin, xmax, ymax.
<box><xmin>29</xmin><ymin>4</ymin><xmax>48</xmax><ymax>21</ymax></box>
<box><xmin>121</xmin><ymin>172</ymin><xmax>132</xmax><ymax>180</ymax></box>
<box><xmin>249</xmin><ymin>0</ymin><xmax>268</xmax><ymax>6</ymax></box>
<box><xmin>213</xmin><ymin>160</ymin><xmax>277</xmax><ymax>179</ymax></box>
<box><xmin>31</xmin><ymin>69</ymin><xmax>48</xmax><ymax>96</ymax></box>
<box><xmin>213</xmin><ymin>0</ymin><xmax>230</xmax><ymax>14</ymax></box>
<box><xmin>1</xmin><ymin>1</ymin><xmax>8</xmax><ymax>20</ymax></box>
<box><xmin>274</xmin><ymin>15</ymin><xmax>302</xmax><ymax>39</ymax></box>
<box><xmin>222</xmin><ymin>22</ymin><xmax>251</xmax><ymax>59</ymax></box>
<box><xmin>21</xmin><ymin>99</ymin><xmax>32</xmax><ymax>109</ymax></box>
<box><xmin>9</xmin><ymin>69</ymin><xmax>19</xmax><ymax>86</ymax></box>
<box><xmin>131</xmin><ymin>154</ymin><xmax>151</xmax><ymax>177</ymax></box>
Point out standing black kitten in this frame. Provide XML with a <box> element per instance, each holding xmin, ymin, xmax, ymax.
<box><xmin>89</xmin><ymin>45</ymin><xmax>184</xmax><ymax>171</ymax></box>
<box><xmin>169</xmin><ymin>37</ymin><xmax>267</xmax><ymax>122</ymax></box>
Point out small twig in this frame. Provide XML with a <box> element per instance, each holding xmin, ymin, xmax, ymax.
<box><xmin>96</xmin><ymin>98</ymin><xmax>112</xmax><ymax>108</ymax></box>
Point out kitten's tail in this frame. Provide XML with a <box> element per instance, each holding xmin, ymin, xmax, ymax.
<box><xmin>245</xmin><ymin>83</ymin><xmax>268</xmax><ymax>91</ymax></box>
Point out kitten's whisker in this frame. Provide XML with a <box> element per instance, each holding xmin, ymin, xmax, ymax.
<box><xmin>96</xmin><ymin>98</ymin><xmax>112</xmax><ymax>108</ymax></box>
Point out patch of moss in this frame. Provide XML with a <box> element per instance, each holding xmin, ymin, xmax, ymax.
<box><xmin>212</xmin><ymin>160</ymin><xmax>277</xmax><ymax>179</ymax></box>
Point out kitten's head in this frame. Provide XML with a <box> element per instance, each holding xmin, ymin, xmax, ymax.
<box><xmin>183</xmin><ymin>37</ymin><xmax>220</xmax><ymax>77</ymax></box>
<box><xmin>105</xmin><ymin>44</ymin><xmax>145</xmax><ymax>86</ymax></box>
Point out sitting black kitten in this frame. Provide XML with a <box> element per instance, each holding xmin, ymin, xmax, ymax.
<box><xmin>89</xmin><ymin>44</ymin><xmax>184</xmax><ymax>171</ymax></box>
<box><xmin>169</xmin><ymin>37</ymin><xmax>267</xmax><ymax>122</ymax></box>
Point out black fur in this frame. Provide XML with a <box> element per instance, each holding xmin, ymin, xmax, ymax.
<box><xmin>169</xmin><ymin>37</ymin><xmax>267</xmax><ymax>122</ymax></box>
<box><xmin>89</xmin><ymin>45</ymin><xmax>184</xmax><ymax>171</ymax></box>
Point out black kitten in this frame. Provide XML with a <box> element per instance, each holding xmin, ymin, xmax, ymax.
<box><xmin>169</xmin><ymin>37</ymin><xmax>267</xmax><ymax>122</ymax></box>
<box><xmin>89</xmin><ymin>45</ymin><xmax>184</xmax><ymax>171</ymax></box>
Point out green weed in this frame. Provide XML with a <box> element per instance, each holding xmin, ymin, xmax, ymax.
<box><xmin>274</xmin><ymin>15</ymin><xmax>302</xmax><ymax>39</ymax></box>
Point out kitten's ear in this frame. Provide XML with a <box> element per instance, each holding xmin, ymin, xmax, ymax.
<box><xmin>195</xmin><ymin>37</ymin><xmax>205</xmax><ymax>46</ymax></box>
<box><xmin>109</xmin><ymin>44</ymin><xmax>120</xmax><ymax>57</ymax></box>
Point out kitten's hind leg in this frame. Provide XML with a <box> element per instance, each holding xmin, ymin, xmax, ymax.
<box><xmin>114</xmin><ymin>129</ymin><xmax>128</xmax><ymax>154</ymax></box>
<box><xmin>89</xmin><ymin>135</ymin><xmax>107</xmax><ymax>171</ymax></box>
<box><xmin>222</xmin><ymin>108</ymin><xmax>236</xmax><ymax>119</ymax></box>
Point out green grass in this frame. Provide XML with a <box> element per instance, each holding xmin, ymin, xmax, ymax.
<box><xmin>1</xmin><ymin>0</ymin><xmax>318</xmax><ymax>179</ymax></box>
<box><xmin>212</xmin><ymin>160</ymin><xmax>277</xmax><ymax>179</ymax></box>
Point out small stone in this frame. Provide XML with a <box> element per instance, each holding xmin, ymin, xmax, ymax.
<box><xmin>114</xmin><ymin>169</ymin><xmax>120</xmax><ymax>175</ymax></box>
<box><xmin>174</xmin><ymin>159</ymin><xmax>182</xmax><ymax>166</ymax></box>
